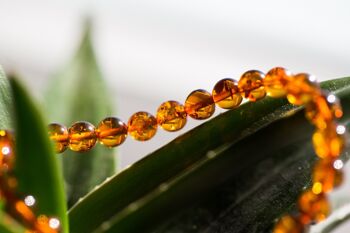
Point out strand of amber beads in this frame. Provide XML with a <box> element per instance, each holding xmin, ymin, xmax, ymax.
<box><xmin>268</xmin><ymin>68</ymin><xmax>347</xmax><ymax>233</ymax></box>
<box><xmin>47</xmin><ymin>69</ymin><xmax>270</xmax><ymax>152</ymax></box>
<box><xmin>45</xmin><ymin>67</ymin><xmax>347</xmax><ymax>233</ymax></box>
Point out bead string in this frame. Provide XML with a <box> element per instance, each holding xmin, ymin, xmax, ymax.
<box><xmin>0</xmin><ymin>67</ymin><xmax>347</xmax><ymax>232</ymax></box>
<box><xmin>48</xmin><ymin>67</ymin><xmax>346</xmax><ymax>233</ymax></box>
<box><xmin>0</xmin><ymin>130</ymin><xmax>60</xmax><ymax>233</ymax></box>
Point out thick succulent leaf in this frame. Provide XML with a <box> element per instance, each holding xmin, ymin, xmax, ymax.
<box><xmin>10</xmin><ymin>78</ymin><xmax>68</xmax><ymax>233</ymax></box>
<box><xmin>68</xmin><ymin>77</ymin><xmax>350</xmax><ymax>233</ymax></box>
<box><xmin>0</xmin><ymin>66</ymin><xmax>13</xmax><ymax>128</ymax></box>
<box><xmin>45</xmin><ymin>26</ymin><xmax>115</xmax><ymax>207</ymax></box>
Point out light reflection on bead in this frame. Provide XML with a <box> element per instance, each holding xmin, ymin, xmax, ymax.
<box><xmin>68</xmin><ymin>121</ymin><xmax>97</xmax><ymax>152</ymax></box>
<box><xmin>48</xmin><ymin>123</ymin><xmax>69</xmax><ymax>153</ymax></box>
<box><xmin>264</xmin><ymin>67</ymin><xmax>292</xmax><ymax>98</ymax></box>
<box><xmin>238</xmin><ymin>70</ymin><xmax>266</xmax><ymax>102</ymax></box>
<box><xmin>212</xmin><ymin>78</ymin><xmax>242</xmax><ymax>109</ymax></box>
<box><xmin>184</xmin><ymin>89</ymin><xmax>215</xmax><ymax>120</ymax></box>
<box><xmin>49</xmin><ymin>218</ymin><xmax>60</xmax><ymax>229</ymax></box>
<box><xmin>156</xmin><ymin>101</ymin><xmax>187</xmax><ymax>131</ymax></box>
<box><xmin>333</xmin><ymin>160</ymin><xmax>344</xmax><ymax>170</ymax></box>
<box><xmin>336</xmin><ymin>125</ymin><xmax>346</xmax><ymax>135</ymax></box>
<box><xmin>128</xmin><ymin>111</ymin><xmax>157</xmax><ymax>141</ymax></box>
<box><xmin>97</xmin><ymin>117</ymin><xmax>128</xmax><ymax>147</ymax></box>
<box><xmin>24</xmin><ymin>195</ymin><xmax>36</xmax><ymax>207</ymax></box>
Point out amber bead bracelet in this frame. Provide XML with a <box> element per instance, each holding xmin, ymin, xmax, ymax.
<box><xmin>0</xmin><ymin>67</ymin><xmax>347</xmax><ymax>233</ymax></box>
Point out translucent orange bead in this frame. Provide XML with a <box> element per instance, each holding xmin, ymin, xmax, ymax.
<box><xmin>264</xmin><ymin>67</ymin><xmax>292</xmax><ymax>98</ymax></box>
<box><xmin>298</xmin><ymin>190</ymin><xmax>330</xmax><ymax>224</ymax></box>
<box><xmin>312</xmin><ymin>159</ymin><xmax>343</xmax><ymax>194</ymax></box>
<box><xmin>273</xmin><ymin>215</ymin><xmax>303</xmax><ymax>233</ymax></box>
<box><xmin>156</xmin><ymin>101</ymin><xmax>187</xmax><ymax>132</ymax></box>
<box><xmin>97</xmin><ymin>117</ymin><xmax>128</xmax><ymax>147</ymax></box>
<box><xmin>68</xmin><ymin>121</ymin><xmax>97</xmax><ymax>152</ymax></box>
<box><xmin>128</xmin><ymin>111</ymin><xmax>157</xmax><ymax>141</ymax></box>
<box><xmin>286</xmin><ymin>73</ymin><xmax>320</xmax><ymax>105</ymax></box>
<box><xmin>312</xmin><ymin>124</ymin><xmax>345</xmax><ymax>159</ymax></box>
<box><xmin>212</xmin><ymin>78</ymin><xmax>242</xmax><ymax>109</ymax></box>
<box><xmin>184</xmin><ymin>89</ymin><xmax>215</xmax><ymax>120</ymax></box>
<box><xmin>305</xmin><ymin>94</ymin><xmax>343</xmax><ymax>130</ymax></box>
<box><xmin>0</xmin><ymin>130</ymin><xmax>14</xmax><ymax>171</ymax></box>
<box><xmin>48</xmin><ymin>123</ymin><xmax>69</xmax><ymax>153</ymax></box>
<box><xmin>35</xmin><ymin>215</ymin><xmax>59</xmax><ymax>233</ymax></box>
<box><xmin>238</xmin><ymin>70</ymin><xmax>266</xmax><ymax>102</ymax></box>
<box><xmin>14</xmin><ymin>200</ymin><xmax>36</xmax><ymax>223</ymax></box>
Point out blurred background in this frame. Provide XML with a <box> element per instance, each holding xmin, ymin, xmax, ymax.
<box><xmin>1</xmin><ymin>0</ymin><xmax>350</xmax><ymax>231</ymax></box>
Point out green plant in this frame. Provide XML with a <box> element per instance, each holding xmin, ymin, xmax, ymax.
<box><xmin>1</xmin><ymin>27</ymin><xmax>350</xmax><ymax>233</ymax></box>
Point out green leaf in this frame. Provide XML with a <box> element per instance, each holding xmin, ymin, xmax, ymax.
<box><xmin>0</xmin><ymin>66</ymin><xmax>13</xmax><ymax>129</ymax></box>
<box><xmin>68</xmin><ymin>77</ymin><xmax>350</xmax><ymax>233</ymax></box>
<box><xmin>45</xmin><ymin>25</ymin><xmax>115</xmax><ymax>207</ymax></box>
<box><xmin>10</xmin><ymin>78</ymin><xmax>68</xmax><ymax>233</ymax></box>
<box><xmin>0</xmin><ymin>223</ymin><xmax>17</xmax><ymax>233</ymax></box>
<box><xmin>0</xmin><ymin>213</ymin><xmax>27</xmax><ymax>233</ymax></box>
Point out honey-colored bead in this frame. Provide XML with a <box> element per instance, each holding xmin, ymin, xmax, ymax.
<box><xmin>184</xmin><ymin>89</ymin><xmax>215</xmax><ymax>120</ymax></box>
<box><xmin>238</xmin><ymin>70</ymin><xmax>266</xmax><ymax>102</ymax></box>
<box><xmin>68</xmin><ymin>121</ymin><xmax>97</xmax><ymax>152</ymax></box>
<box><xmin>212</xmin><ymin>78</ymin><xmax>242</xmax><ymax>109</ymax></box>
<box><xmin>13</xmin><ymin>200</ymin><xmax>36</xmax><ymax>223</ymax></box>
<box><xmin>286</xmin><ymin>73</ymin><xmax>320</xmax><ymax>105</ymax></box>
<box><xmin>35</xmin><ymin>215</ymin><xmax>59</xmax><ymax>233</ymax></box>
<box><xmin>97</xmin><ymin>117</ymin><xmax>128</xmax><ymax>147</ymax></box>
<box><xmin>0</xmin><ymin>130</ymin><xmax>14</xmax><ymax>171</ymax></box>
<box><xmin>305</xmin><ymin>94</ymin><xmax>343</xmax><ymax>130</ymax></box>
<box><xmin>128</xmin><ymin>111</ymin><xmax>157</xmax><ymax>141</ymax></box>
<box><xmin>312</xmin><ymin>124</ymin><xmax>345</xmax><ymax>159</ymax></box>
<box><xmin>273</xmin><ymin>215</ymin><xmax>303</xmax><ymax>233</ymax></box>
<box><xmin>48</xmin><ymin>123</ymin><xmax>69</xmax><ymax>153</ymax></box>
<box><xmin>264</xmin><ymin>67</ymin><xmax>292</xmax><ymax>98</ymax></box>
<box><xmin>312</xmin><ymin>159</ymin><xmax>343</xmax><ymax>194</ymax></box>
<box><xmin>298</xmin><ymin>190</ymin><xmax>330</xmax><ymax>224</ymax></box>
<box><xmin>156</xmin><ymin>101</ymin><xmax>187</xmax><ymax>132</ymax></box>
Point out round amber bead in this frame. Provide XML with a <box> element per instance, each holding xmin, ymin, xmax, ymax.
<box><xmin>184</xmin><ymin>89</ymin><xmax>215</xmax><ymax>120</ymax></box>
<box><xmin>312</xmin><ymin>159</ymin><xmax>343</xmax><ymax>194</ymax></box>
<box><xmin>298</xmin><ymin>190</ymin><xmax>329</xmax><ymax>224</ymax></box>
<box><xmin>273</xmin><ymin>215</ymin><xmax>303</xmax><ymax>233</ymax></box>
<box><xmin>48</xmin><ymin>123</ymin><xmax>69</xmax><ymax>153</ymax></box>
<box><xmin>212</xmin><ymin>78</ymin><xmax>242</xmax><ymax>109</ymax></box>
<box><xmin>68</xmin><ymin>121</ymin><xmax>97</xmax><ymax>152</ymax></box>
<box><xmin>156</xmin><ymin>101</ymin><xmax>187</xmax><ymax>132</ymax></box>
<box><xmin>0</xmin><ymin>130</ymin><xmax>14</xmax><ymax>171</ymax></box>
<box><xmin>97</xmin><ymin>117</ymin><xmax>128</xmax><ymax>147</ymax></box>
<box><xmin>238</xmin><ymin>70</ymin><xmax>266</xmax><ymax>102</ymax></box>
<box><xmin>128</xmin><ymin>111</ymin><xmax>157</xmax><ymax>141</ymax></box>
<box><xmin>264</xmin><ymin>67</ymin><xmax>292</xmax><ymax>98</ymax></box>
<box><xmin>312</xmin><ymin>124</ymin><xmax>345</xmax><ymax>159</ymax></box>
<box><xmin>305</xmin><ymin>94</ymin><xmax>343</xmax><ymax>130</ymax></box>
<box><xmin>286</xmin><ymin>73</ymin><xmax>320</xmax><ymax>105</ymax></box>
